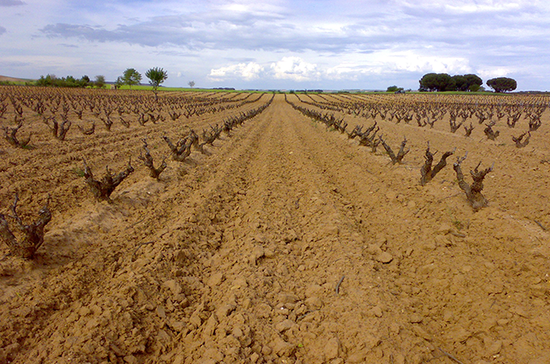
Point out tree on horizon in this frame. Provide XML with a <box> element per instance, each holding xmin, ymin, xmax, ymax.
<box><xmin>145</xmin><ymin>67</ymin><xmax>168</xmax><ymax>101</ymax></box>
<box><xmin>487</xmin><ymin>77</ymin><xmax>517</xmax><ymax>92</ymax></box>
<box><xmin>121</xmin><ymin>68</ymin><xmax>142</xmax><ymax>88</ymax></box>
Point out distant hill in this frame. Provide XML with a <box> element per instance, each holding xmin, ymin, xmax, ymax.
<box><xmin>0</xmin><ymin>75</ymin><xmax>33</xmax><ymax>83</ymax></box>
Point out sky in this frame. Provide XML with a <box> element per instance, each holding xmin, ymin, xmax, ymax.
<box><xmin>1</xmin><ymin>0</ymin><xmax>550</xmax><ymax>91</ymax></box>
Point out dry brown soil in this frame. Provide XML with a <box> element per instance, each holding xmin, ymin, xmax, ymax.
<box><xmin>1</xmin><ymin>91</ymin><xmax>549</xmax><ymax>364</ymax></box>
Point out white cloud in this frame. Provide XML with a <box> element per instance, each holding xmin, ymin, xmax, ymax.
<box><xmin>209</xmin><ymin>62</ymin><xmax>264</xmax><ymax>81</ymax></box>
<box><xmin>206</xmin><ymin>51</ymin><xmax>496</xmax><ymax>87</ymax></box>
<box><xmin>325</xmin><ymin>64</ymin><xmax>362</xmax><ymax>81</ymax></box>
<box><xmin>322</xmin><ymin>50</ymin><xmax>472</xmax><ymax>80</ymax></box>
<box><xmin>384</xmin><ymin>51</ymin><xmax>472</xmax><ymax>74</ymax></box>
<box><xmin>398</xmin><ymin>0</ymin><xmax>535</xmax><ymax>14</ymax></box>
<box><xmin>209</xmin><ymin>57</ymin><xmax>323</xmax><ymax>82</ymax></box>
<box><xmin>270</xmin><ymin>57</ymin><xmax>320</xmax><ymax>82</ymax></box>
<box><xmin>478</xmin><ymin>67</ymin><xmax>512</xmax><ymax>79</ymax></box>
<box><xmin>217</xmin><ymin>0</ymin><xmax>287</xmax><ymax>18</ymax></box>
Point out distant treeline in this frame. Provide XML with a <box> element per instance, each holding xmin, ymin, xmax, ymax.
<box><xmin>419</xmin><ymin>73</ymin><xmax>518</xmax><ymax>93</ymax></box>
<box><xmin>0</xmin><ymin>80</ymin><xmax>33</xmax><ymax>86</ymax></box>
<box><xmin>289</xmin><ymin>89</ymin><xmax>324</xmax><ymax>93</ymax></box>
<box><xmin>419</xmin><ymin>73</ymin><xmax>483</xmax><ymax>92</ymax></box>
<box><xmin>34</xmin><ymin>74</ymin><xmax>106</xmax><ymax>88</ymax></box>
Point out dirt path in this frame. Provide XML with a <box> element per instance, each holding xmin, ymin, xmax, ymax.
<box><xmin>1</xmin><ymin>94</ymin><xmax>549</xmax><ymax>363</ymax></box>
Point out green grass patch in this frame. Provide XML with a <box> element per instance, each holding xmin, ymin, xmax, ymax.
<box><xmin>72</xmin><ymin>167</ymin><xmax>86</xmax><ymax>177</ymax></box>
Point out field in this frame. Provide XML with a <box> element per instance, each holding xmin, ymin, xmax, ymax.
<box><xmin>0</xmin><ymin>87</ymin><xmax>549</xmax><ymax>363</ymax></box>
<box><xmin>0</xmin><ymin>76</ymin><xmax>32</xmax><ymax>86</ymax></box>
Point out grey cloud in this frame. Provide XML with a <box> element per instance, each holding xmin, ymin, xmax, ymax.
<box><xmin>37</xmin><ymin>1</ymin><xmax>550</xmax><ymax>73</ymax></box>
<box><xmin>0</xmin><ymin>26</ymin><xmax>6</xmax><ymax>35</ymax></box>
<box><xmin>400</xmin><ymin>2</ymin><xmax>545</xmax><ymax>29</ymax></box>
<box><xmin>41</xmin><ymin>20</ymin><xmax>303</xmax><ymax>51</ymax></box>
<box><xmin>41</xmin><ymin>20</ymin><xmax>203</xmax><ymax>48</ymax></box>
<box><xmin>0</xmin><ymin>0</ymin><xmax>25</xmax><ymax>6</ymax></box>
<box><xmin>38</xmin><ymin>3</ymin><xmax>412</xmax><ymax>53</ymax></box>
<box><xmin>225</xmin><ymin>57</ymin><xmax>259</xmax><ymax>63</ymax></box>
<box><xmin>40</xmin><ymin>15</ymin><xmax>419</xmax><ymax>55</ymax></box>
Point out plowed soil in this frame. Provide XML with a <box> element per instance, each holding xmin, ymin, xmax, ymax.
<box><xmin>1</xmin><ymin>91</ymin><xmax>549</xmax><ymax>364</ymax></box>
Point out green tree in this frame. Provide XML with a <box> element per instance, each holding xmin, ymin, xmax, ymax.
<box><xmin>122</xmin><ymin>68</ymin><xmax>142</xmax><ymax>88</ymax></box>
<box><xmin>36</xmin><ymin>74</ymin><xmax>57</xmax><ymax>87</ymax></box>
<box><xmin>145</xmin><ymin>67</ymin><xmax>168</xmax><ymax>101</ymax></box>
<box><xmin>35</xmin><ymin>74</ymin><xmax>93</xmax><ymax>88</ymax></box>
<box><xmin>386</xmin><ymin>85</ymin><xmax>404</xmax><ymax>92</ymax></box>
<box><xmin>115</xmin><ymin>76</ymin><xmax>124</xmax><ymax>89</ymax></box>
<box><xmin>464</xmin><ymin>74</ymin><xmax>483</xmax><ymax>90</ymax></box>
<box><xmin>487</xmin><ymin>77</ymin><xmax>517</xmax><ymax>93</ymax></box>
<box><xmin>188</xmin><ymin>80</ymin><xmax>195</xmax><ymax>88</ymax></box>
<box><xmin>94</xmin><ymin>75</ymin><xmax>106</xmax><ymax>89</ymax></box>
<box><xmin>80</xmin><ymin>75</ymin><xmax>91</xmax><ymax>88</ymax></box>
<box><xmin>450</xmin><ymin>74</ymin><xmax>483</xmax><ymax>91</ymax></box>
<box><xmin>419</xmin><ymin>73</ymin><xmax>455</xmax><ymax>92</ymax></box>
<box><xmin>452</xmin><ymin>75</ymin><xmax>468</xmax><ymax>91</ymax></box>
<box><xmin>469</xmin><ymin>84</ymin><xmax>481</xmax><ymax>92</ymax></box>
<box><xmin>64</xmin><ymin>75</ymin><xmax>79</xmax><ymax>87</ymax></box>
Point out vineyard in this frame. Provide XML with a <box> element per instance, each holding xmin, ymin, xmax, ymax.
<box><xmin>0</xmin><ymin>87</ymin><xmax>549</xmax><ymax>363</ymax></box>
